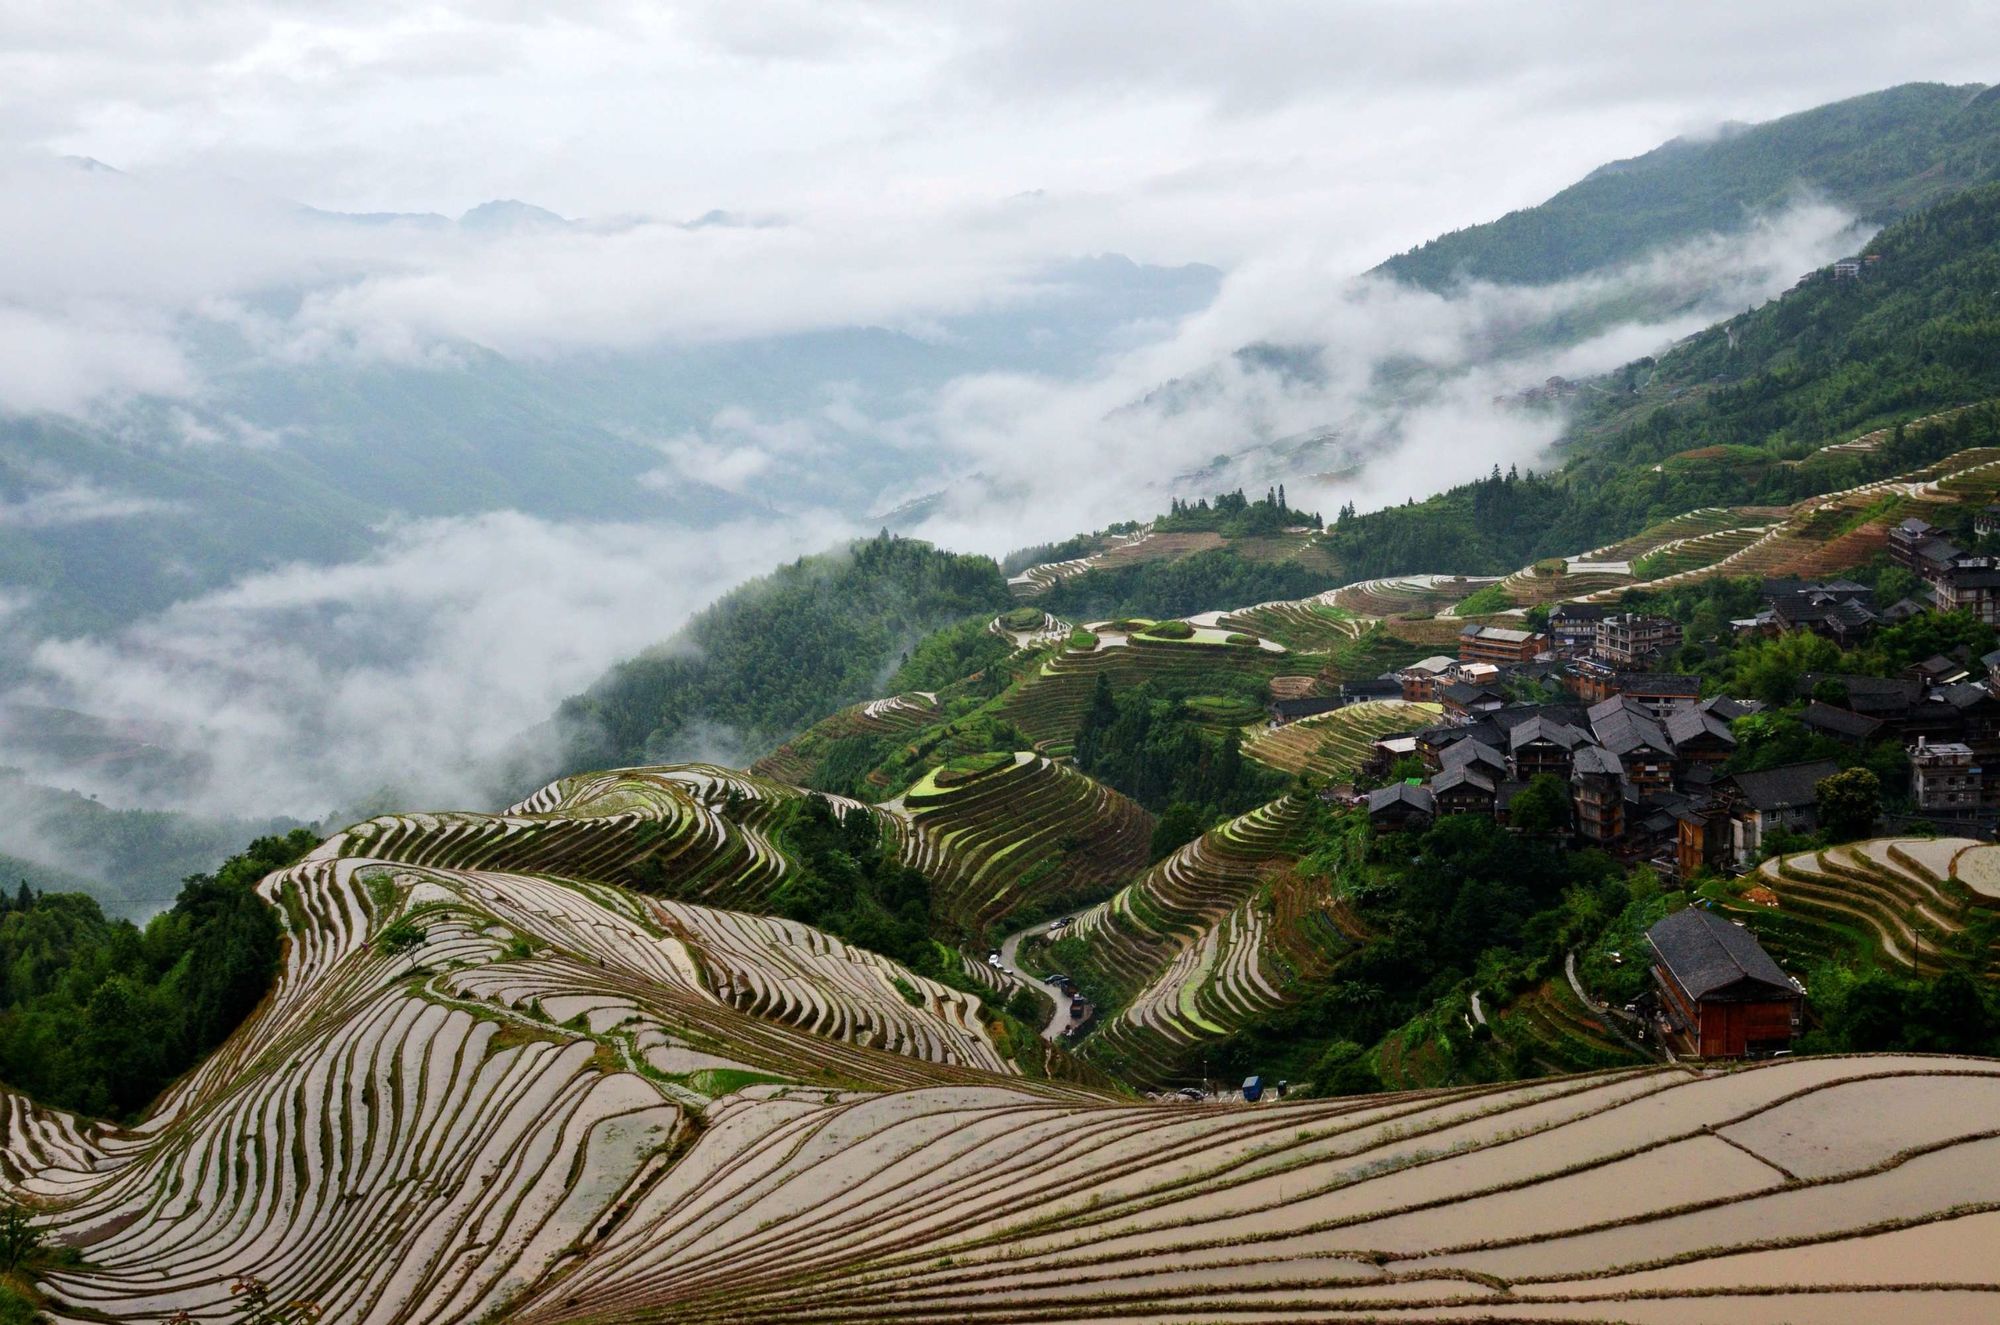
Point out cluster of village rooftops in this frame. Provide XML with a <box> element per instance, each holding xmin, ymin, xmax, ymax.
<box><xmin>1259</xmin><ymin>571</ymin><xmax>2000</xmax><ymax>882</ymax></box>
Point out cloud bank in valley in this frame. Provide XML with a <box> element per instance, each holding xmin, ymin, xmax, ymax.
<box><xmin>0</xmin><ymin>190</ymin><xmax>1864</xmax><ymax>826</ymax></box>
<box><xmin>8</xmin><ymin>510</ymin><xmax>848</xmax><ymax>822</ymax></box>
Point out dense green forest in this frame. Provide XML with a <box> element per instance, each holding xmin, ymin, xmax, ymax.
<box><xmin>0</xmin><ymin>830</ymin><xmax>312</xmax><ymax>1119</ymax></box>
<box><xmin>1038</xmin><ymin>547</ymin><xmax>1331</xmax><ymax>622</ymax></box>
<box><xmin>556</xmin><ymin>534</ymin><xmax>1012</xmax><ymax>773</ymax></box>
<box><xmin>1156</xmin><ymin>487</ymin><xmax>1322</xmax><ymax>536</ymax></box>
<box><xmin>1380</xmin><ymin>81</ymin><xmax>2000</xmax><ymax>289</ymax></box>
<box><xmin>1070</xmin><ymin>676</ymin><xmax>1287</xmax><ymax>857</ymax></box>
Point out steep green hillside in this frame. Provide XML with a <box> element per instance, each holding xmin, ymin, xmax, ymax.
<box><xmin>553</xmin><ymin>534</ymin><xmax>1012</xmax><ymax>774</ymax></box>
<box><xmin>1321</xmin><ymin>180</ymin><xmax>2000</xmax><ymax>581</ymax></box>
<box><xmin>1381</xmin><ymin>81</ymin><xmax>2000</xmax><ymax>288</ymax></box>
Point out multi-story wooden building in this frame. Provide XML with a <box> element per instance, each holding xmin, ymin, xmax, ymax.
<box><xmin>1646</xmin><ymin>908</ymin><xmax>1800</xmax><ymax>1059</ymax></box>
<box><xmin>1570</xmin><ymin>745</ymin><xmax>1625</xmax><ymax>844</ymax></box>
<box><xmin>1910</xmin><ymin>738</ymin><xmax>1982</xmax><ymax>812</ymax></box>
<box><xmin>1548</xmin><ymin>602</ymin><xmax>1607</xmax><ymax>656</ymax></box>
<box><xmin>1593</xmin><ymin>614</ymin><xmax>1682</xmax><ymax>667</ymax></box>
<box><xmin>1458</xmin><ymin>623</ymin><xmax>1545</xmax><ymax>666</ymax></box>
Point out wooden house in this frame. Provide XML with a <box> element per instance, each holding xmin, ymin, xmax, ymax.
<box><xmin>1646</xmin><ymin>908</ymin><xmax>1800</xmax><ymax>1059</ymax></box>
<box><xmin>1365</xmin><ymin>782</ymin><xmax>1435</xmax><ymax>831</ymax></box>
<box><xmin>1432</xmin><ymin>766</ymin><xmax>1498</xmax><ymax>817</ymax></box>
<box><xmin>1570</xmin><ymin>745</ymin><xmax>1625</xmax><ymax>844</ymax></box>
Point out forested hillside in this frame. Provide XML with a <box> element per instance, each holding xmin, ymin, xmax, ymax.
<box><xmin>1320</xmin><ymin>179</ymin><xmax>2000</xmax><ymax>581</ymax></box>
<box><xmin>554</xmin><ymin>534</ymin><xmax>1011</xmax><ymax>773</ymax></box>
<box><xmin>1380</xmin><ymin>81</ymin><xmax>2000</xmax><ymax>288</ymax></box>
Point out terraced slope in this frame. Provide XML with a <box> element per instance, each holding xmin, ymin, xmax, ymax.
<box><xmin>898</xmin><ymin>753</ymin><xmax>1153</xmax><ymax>937</ymax></box>
<box><xmin>1244</xmin><ymin>700</ymin><xmax>1442</xmax><ymax>781</ymax></box>
<box><xmin>1330</xmin><ymin>574</ymin><xmax>1495</xmax><ymax>617</ymax></box>
<box><xmin>1008</xmin><ymin>531</ymin><xmax>1224</xmax><ymax>598</ymax></box>
<box><xmin>9</xmin><ymin>784</ymin><xmax>2000</xmax><ymax>1321</ymax></box>
<box><xmin>1569</xmin><ymin>445</ymin><xmax>2000</xmax><ymax>601</ymax></box>
<box><xmin>1751</xmin><ymin>836</ymin><xmax>2000</xmax><ymax>976</ymax></box>
<box><xmin>1034</xmin><ymin>796</ymin><xmax>1331</xmax><ymax>1082</ymax></box>
<box><xmin>751</xmin><ymin>691</ymin><xmax>942</xmax><ymax>785</ymax></box>
<box><xmin>996</xmin><ymin>634</ymin><xmax>1314</xmax><ymax>754</ymax></box>
<box><xmin>8</xmin><ymin>801</ymin><xmax>1090</xmax><ymax>1325</ymax></box>
<box><xmin>518</xmin><ymin>1056</ymin><xmax>2000</xmax><ymax>1323</ymax></box>
<box><xmin>1219</xmin><ymin>592</ymin><xmax>1368</xmax><ymax>651</ymax></box>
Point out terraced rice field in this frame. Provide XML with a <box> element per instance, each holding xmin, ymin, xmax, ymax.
<box><xmin>1008</xmin><ymin>531</ymin><xmax>1224</xmax><ymax>598</ymax></box>
<box><xmin>996</xmin><ymin>634</ymin><xmax>1314</xmax><ymax>754</ymax></box>
<box><xmin>899</xmin><ymin>754</ymin><xmax>1154</xmax><ymax>937</ymax></box>
<box><xmin>1497</xmin><ymin>560</ymin><xmax>1635</xmax><ymax>606</ymax></box>
<box><xmin>1576</xmin><ymin>447</ymin><xmax>2000</xmax><ymax>601</ymax></box>
<box><xmin>1042</xmin><ymin>796</ymin><xmax>1322</xmax><ymax>1080</ymax></box>
<box><xmin>1483</xmin><ymin>980</ymin><xmax>1647</xmax><ymax>1078</ymax></box>
<box><xmin>1244</xmin><ymin>700</ymin><xmax>1442</xmax><ymax>781</ymax></box>
<box><xmin>7</xmin><ymin>760</ymin><xmax>2000</xmax><ymax>1323</ymax></box>
<box><xmin>752</xmin><ymin>691</ymin><xmax>942</xmax><ymax>785</ymax></box>
<box><xmin>1330</xmin><ymin>574</ymin><xmax>1497</xmax><ymax>617</ymax></box>
<box><xmin>1220</xmin><ymin>593</ymin><xmax>1368</xmax><ymax>651</ymax></box>
<box><xmin>1752</xmin><ymin>837</ymin><xmax>2000</xmax><ymax>976</ymax></box>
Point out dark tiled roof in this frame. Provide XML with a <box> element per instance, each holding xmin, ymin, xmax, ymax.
<box><xmin>1666</xmin><ymin>707</ymin><xmax>1736</xmax><ymax>747</ymax></box>
<box><xmin>1647</xmin><ymin>907</ymin><xmax>1795</xmax><ymax>1002</ymax></box>
<box><xmin>1507</xmin><ymin>716</ymin><xmax>1587</xmax><ymax>751</ymax></box>
<box><xmin>1440</xmin><ymin>739</ymin><xmax>1508</xmax><ymax>772</ymax></box>
<box><xmin>1616</xmin><ymin>673</ymin><xmax>1700</xmax><ymax>696</ymax></box>
<box><xmin>1800</xmin><ymin>702</ymin><xmax>1883</xmax><ymax>742</ymax></box>
<box><xmin>1702</xmin><ymin>696</ymin><xmax>1762</xmax><ymax>721</ymax></box>
<box><xmin>1439</xmin><ymin>682</ymin><xmax>1504</xmax><ymax>705</ymax></box>
<box><xmin>1944</xmin><ymin>681</ymin><xmax>2000</xmax><ymax>711</ymax></box>
<box><xmin>1572</xmin><ymin>744</ymin><xmax>1623</xmax><ymax>778</ymax></box>
<box><xmin>1728</xmin><ymin>759</ymin><xmax>1840</xmax><ymax>812</ymax></box>
<box><xmin>1366</xmin><ymin>783</ymin><xmax>1435</xmax><ymax>815</ymax></box>
<box><xmin>1270</xmin><ymin>697</ymin><xmax>1344</xmax><ymax>720</ymax></box>
<box><xmin>1592</xmin><ymin>706</ymin><xmax>1673</xmax><ymax>758</ymax></box>
<box><xmin>1432</xmin><ymin>766</ymin><xmax>1496</xmax><ymax>795</ymax></box>
<box><xmin>1460</xmin><ymin>624</ymin><xmax>1537</xmax><ymax>644</ymax></box>
<box><xmin>1550</xmin><ymin>602</ymin><xmax>1608</xmax><ymax>622</ymax></box>
<box><xmin>1488</xmin><ymin>703</ymin><xmax>1587</xmax><ymax>732</ymax></box>
<box><xmin>1805</xmin><ymin>674</ymin><xmax>1920</xmax><ymax>716</ymax></box>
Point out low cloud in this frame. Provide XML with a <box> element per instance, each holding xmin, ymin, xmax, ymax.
<box><xmin>895</xmin><ymin>198</ymin><xmax>1868</xmax><ymax>551</ymax></box>
<box><xmin>0</xmin><ymin>480</ymin><xmax>181</xmax><ymax>528</ymax></box>
<box><xmin>12</xmin><ymin>509</ymin><xmax>851</xmax><ymax>820</ymax></box>
<box><xmin>0</xmin><ymin>180</ymin><xmax>1868</xmax><ymax>828</ymax></box>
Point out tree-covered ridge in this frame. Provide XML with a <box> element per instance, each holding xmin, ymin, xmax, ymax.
<box><xmin>0</xmin><ymin>829</ymin><xmax>311</xmax><ymax>1120</ymax></box>
<box><xmin>1379</xmin><ymin>81</ymin><xmax>2000</xmax><ymax>289</ymax></box>
<box><xmin>1318</xmin><ymin>167</ymin><xmax>2000</xmax><ymax>585</ymax></box>
<box><xmin>1155</xmin><ymin>486</ymin><xmax>1322</xmax><ymax>536</ymax></box>
<box><xmin>556</xmin><ymin>533</ymin><xmax>1012</xmax><ymax>772</ymax></box>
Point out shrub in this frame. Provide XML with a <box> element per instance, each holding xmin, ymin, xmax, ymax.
<box><xmin>1000</xmin><ymin>606</ymin><xmax>1045</xmax><ymax>631</ymax></box>
<box><xmin>1141</xmin><ymin>620</ymin><xmax>1195</xmax><ymax>640</ymax></box>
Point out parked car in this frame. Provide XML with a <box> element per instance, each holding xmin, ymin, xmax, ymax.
<box><xmin>1176</xmin><ymin>1087</ymin><xmax>1204</xmax><ymax>1101</ymax></box>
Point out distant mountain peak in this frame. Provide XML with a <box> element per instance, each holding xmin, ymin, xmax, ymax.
<box><xmin>458</xmin><ymin>199</ymin><xmax>571</xmax><ymax>232</ymax></box>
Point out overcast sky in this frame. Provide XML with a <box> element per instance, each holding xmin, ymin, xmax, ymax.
<box><xmin>4</xmin><ymin>1</ymin><xmax>1995</xmax><ymax>276</ymax></box>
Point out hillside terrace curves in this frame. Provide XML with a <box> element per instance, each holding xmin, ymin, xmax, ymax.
<box><xmin>898</xmin><ymin>753</ymin><xmax>1153</xmax><ymax>939</ymax></box>
<box><xmin>1244</xmin><ymin>700</ymin><xmax>1442</xmax><ymax>783</ymax></box>
<box><xmin>0</xmin><ymin>813</ymin><xmax>1995</xmax><ymax>1323</ymax></box>
<box><xmin>490</xmin><ymin>1056</ymin><xmax>2000</xmax><ymax>1323</ymax></box>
